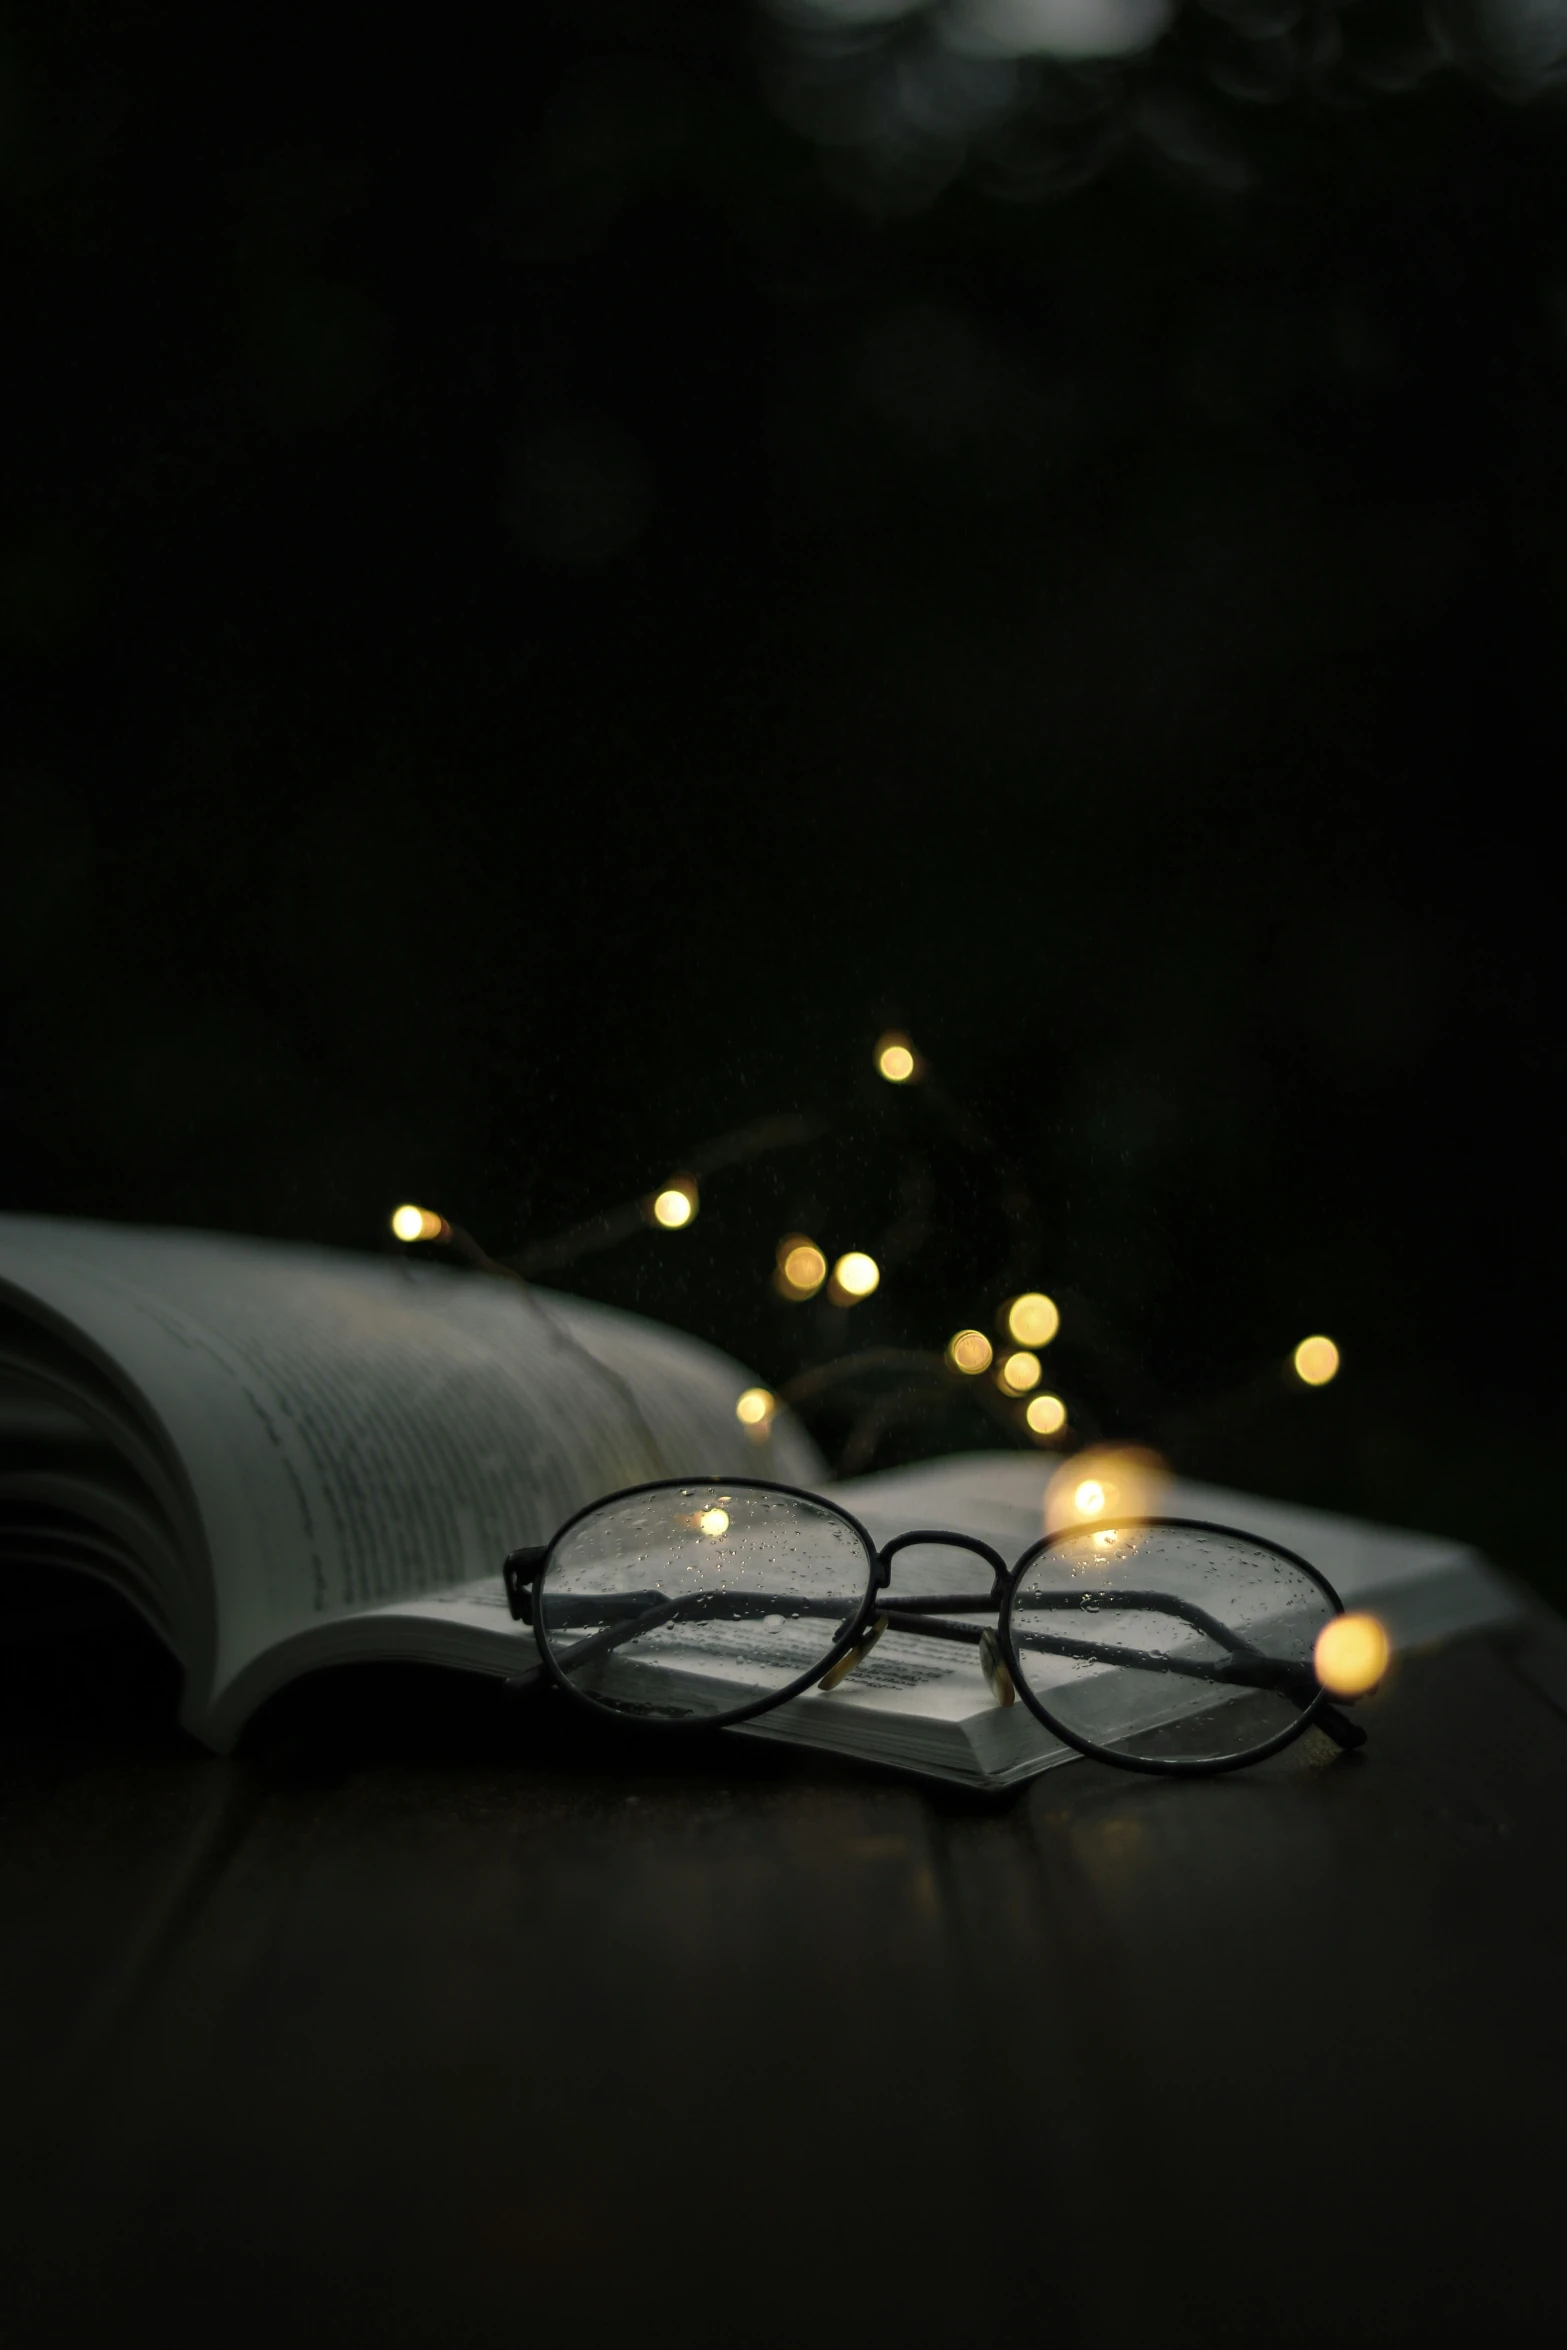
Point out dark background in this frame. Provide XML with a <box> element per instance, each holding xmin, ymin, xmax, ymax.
<box><xmin>3</xmin><ymin>2</ymin><xmax>1564</xmax><ymax>1584</ymax></box>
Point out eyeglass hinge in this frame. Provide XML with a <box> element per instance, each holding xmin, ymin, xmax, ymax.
<box><xmin>502</xmin><ymin>1546</ymin><xmax>548</xmax><ymax>1622</ymax></box>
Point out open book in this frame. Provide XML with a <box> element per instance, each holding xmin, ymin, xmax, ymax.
<box><xmin>0</xmin><ymin>1215</ymin><xmax>1520</xmax><ymax>1787</ymax></box>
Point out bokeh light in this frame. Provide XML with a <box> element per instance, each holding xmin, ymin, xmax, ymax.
<box><xmin>875</xmin><ymin>1032</ymin><xmax>917</xmax><ymax>1082</ymax></box>
<box><xmin>775</xmin><ymin>1236</ymin><xmax>828</xmax><ymax>1299</ymax></box>
<box><xmin>997</xmin><ymin>1348</ymin><xmax>1042</xmax><ymax>1394</ymax></box>
<box><xmin>1293</xmin><ymin>1334</ymin><xmax>1341</xmax><ymax>1386</ymax></box>
<box><xmin>1314</xmin><ymin>1612</ymin><xmax>1389</xmax><ymax>1696</ymax></box>
<box><xmin>832</xmin><ymin>1251</ymin><xmax>881</xmax><ymax>1299</ymax></box>
<box><xmin>1026</xmin><ymin>1393</ymin><xmax>1066</xmax><ymax>1437</ymax></box>
<box><xmin>651</xmin><ymin>1178</ymin><xmax>698</xmax><ymax>1229</ymax></box>
<box><xmin>946</xmin><ymin>1328</ymin><xmax>993</xmax><ymax>1374</ymax></box>
<box><xmin>1045</xmin><ymin>1445</ymin><xmax>1168</xmax><ymax>1537</ymax></box>
<box><xmin>699</xmin><ymin>1507</ymin><xmax>730</xmax><ymax>1539</ymax></box>
<box><xmin>390</xmin><ymin>1204</ymin><xmax>446</xmax><ymax>1243</ymax></box>
<box><xmin>1005</xmin><ymin>1292</ymin><xmax>1060</xmax><ymax>1347</ymax></box>
<box><xmin>735</xmin><ymin>1387</ymin><xmax>776</xmax><ymax>1433</ymax></box>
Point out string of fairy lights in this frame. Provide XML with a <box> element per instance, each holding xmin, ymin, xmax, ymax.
<box><xmin>388</xmin><ymin>1027</ymin><xmax>1342</xmax><ymax>1467</ymax></box>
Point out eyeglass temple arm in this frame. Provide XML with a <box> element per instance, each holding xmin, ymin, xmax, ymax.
<box><xmin>503</xmin><ymin>1560</ymin><xmax>689</xmax><ymax>1690</ymax></box>
<box><xmin>880</xmin><ymin>1597</ymin><xmax>1365</xmax><ymax>1751</ymax></box>
<box><xmin>500</xmin><ymin>1562</ymin><xmax>871</xmax><ymax>1690</ymax></box>
<box><xmin>504</xmin><ymin>1549</ymin><xmax>884</xmax><ymax>1642</ymax></box>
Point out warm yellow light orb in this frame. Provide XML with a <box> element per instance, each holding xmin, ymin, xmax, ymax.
<box><xmin>1294</xmin><ymin>1334</ymin><xmax>1340</xmax><ymax>1387</ymax></box>
<box><xmin>1045</xmin><ymin>1445</ymin><xmax>1168</xmax><ymax>1538</ymax></box>
<box><xmin>1314</xmin><ymin>1611</ymin><xmax>1389</xmax><ymax>1696</ymax></box>
<box><xmin>875</xmin><ymin>1033</ymin><xmax>916</xmax><ymax>1083</ymax></box>
<box><xmin>1006</xmin><ymin>1293</ymin><xmax>1060</xmax><ymax>1348</ymax></box>
<box><xmin>946</xmin><ymin>1329</ymin><xmax>993</xmax><ymax>1375</ymax></box>
<box><xmin>699</xmin><ymin>1507</ymin><xmax>730</xmax><ymax>1539</ymax></box>
<box><xmin>1026</xmin><ymin>1393</ymin><xmax>1067</xmax><ymax>1437</ymax></box>
<box><xmin>735</xmin><ymin>1387</ymin><xmax>775</xmax><ymax>1429</ymax></box>
<box><xmin>998</xmin><ymin>1349</ymin><xmax>1042</xmax><ymax>1394</ymax></box>
<box><xmin>390</xmin><ymin>1204</ymin><xmax>444</xmax><ymax>1244</ymax></box>
<box><xmin>652</xmin><ymin>1185</ymin><xmax>696</xmax><ymax>1229</ymax></box>
<box><xmin>833</xmin><ymin>1251</ymin><xmax>880</xmax><ymax>1299</ymax></box>
<box><xmin>779</xmin><ymin>1241</ymin><xmax>827</xmax><ymax>1296</ymax></box>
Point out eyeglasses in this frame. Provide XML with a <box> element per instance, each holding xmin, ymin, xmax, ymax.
<box><xmin>501</xmin><ymin>1476</ymin><xmax>1371</xmax><ymax>1777</ymax></box>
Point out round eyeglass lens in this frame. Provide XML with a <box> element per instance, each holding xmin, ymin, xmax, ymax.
<box><xmin>537</xmin><ymin>1484</ymin><xmax>873</xmax><ymax>1723</ymax></box>
<box><xmin>1006</xmin><ymin>1521</ymin><xmax>1337</xmax><ymax>1767</ymax></box>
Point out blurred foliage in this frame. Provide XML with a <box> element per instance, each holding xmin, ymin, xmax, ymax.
<box><xmin>1</xmin><ymin>2</ymin><xmax>1564</xmax><ymax>1592</ymax></box>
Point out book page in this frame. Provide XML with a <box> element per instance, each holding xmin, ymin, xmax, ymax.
<box><xmin>0</xmin><ymin>1217</ymin><xmax>821</xmax><ymax>1716</ymax></box>
<box><xmin>0</xmin><ymin>1297</ymin><xmax>208</xmax><ymax>1643</ymax></box>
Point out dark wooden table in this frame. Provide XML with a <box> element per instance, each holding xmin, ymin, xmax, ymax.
<box><xmin>5</xmin><ymin>1580</ymin><xmax>1567</xmax><ymax>2348</ymax></box>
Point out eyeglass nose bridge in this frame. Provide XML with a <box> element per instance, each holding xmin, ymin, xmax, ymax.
<box><xmin>876</xmin><ymin>1528</ymin><xmax>1012</xmax><ymax>1599</ymax></box>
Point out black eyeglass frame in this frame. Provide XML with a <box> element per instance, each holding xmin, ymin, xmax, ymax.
<box><xmin>502</xmin><ymin>1473</ymin><xmax>1367</xmax><ymax>1778</ymax></box>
